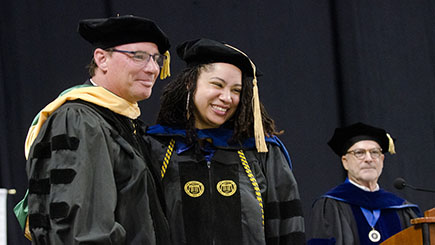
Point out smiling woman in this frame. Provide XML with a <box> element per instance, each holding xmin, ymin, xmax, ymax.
<box><xmin>193</xmin><ymin>62</ymin><xmax>242</xmax><ymax>129</ymax></box>
<box><xmin>143</xmin><ymin>38</ymin><xmax>306</xmax><ymax>244</ymax></box>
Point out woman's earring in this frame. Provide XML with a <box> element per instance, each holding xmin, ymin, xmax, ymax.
<box><xmin>186</xmin><ymin>92</ymin><xmax>191</xmax><ymax>120</ymax></box>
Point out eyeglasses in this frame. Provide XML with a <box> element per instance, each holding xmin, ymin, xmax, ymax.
<box><xmin>109</xmin><ymin>49</ymin><xmax>166</xmax><ymax>67</ymax></box>
<box><xmin>346</xmin><ymin>148</ymin><xmax>383</xmax><ymax>160</ymax></box>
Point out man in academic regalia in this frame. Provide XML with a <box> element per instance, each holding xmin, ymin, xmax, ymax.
<box><xmin>307</xmin><ymin>122</ymin><xmax>421</xmax><ymax>245</ymax></box>
<box><xmin>14</xmin><ymin>15</ymin><xmax>172</xmax><ymax>244</ymax></box>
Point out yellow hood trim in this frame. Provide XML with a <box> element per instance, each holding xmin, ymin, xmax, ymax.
<box><xmin>24</xmin><ymin>86</ymin><xmax>140</xmax><ymax>158</ymax></box>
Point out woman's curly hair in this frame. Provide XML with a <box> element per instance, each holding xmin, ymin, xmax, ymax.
<box><xmin>156</xmin><ymin>63</ymin><xmax>280</xmax><ymax>144</ymax></box>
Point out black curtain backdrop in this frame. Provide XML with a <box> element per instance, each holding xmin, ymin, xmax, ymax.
<box><xmin>2</xmin><ymin>1</ymin><xmax>435</xmax><ymax>244</ymax></box>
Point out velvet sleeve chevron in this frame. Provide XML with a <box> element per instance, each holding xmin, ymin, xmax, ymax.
<box><xmin>262</xmin><ymin>143</ymin><xmax>306</xmax><ymax>244</ymax></box>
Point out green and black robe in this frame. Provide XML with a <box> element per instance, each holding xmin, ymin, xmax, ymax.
<box><xmin>17</xmin><ymin>81</ymin><xmax>170</xmax><ymax>244</ymax></box>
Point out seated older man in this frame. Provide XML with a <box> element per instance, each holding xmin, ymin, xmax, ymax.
<box><xmin>308</xmin><ymin>122</ymin><xmax>421</xmax><ymax>245</ymax></box>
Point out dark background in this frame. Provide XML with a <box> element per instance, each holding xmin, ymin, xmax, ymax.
<box><xmin>2</xmin><ymin>1</ymin><xmax>435</xmax><ymax>244</ymax></box>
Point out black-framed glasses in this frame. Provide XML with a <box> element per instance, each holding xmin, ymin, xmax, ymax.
<box><xmin>109</xmin><ymin>49</ymin><xmax>166</xmax><ymax>67</ymax></box>
<box><xmin>346</xmin><ymin>148</ymin><xmax>383</xmax><ymax>160</ymax></box>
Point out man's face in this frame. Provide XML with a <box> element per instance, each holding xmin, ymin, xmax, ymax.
<box><xmin>105</xmin><ymin>42</ymin><xmax>160</xmax><ymax>103</ymax></box>
<box><xmin>341</xmin><ymin>140</ymin><xmax>385</xmax><ymax>188</ymax></box>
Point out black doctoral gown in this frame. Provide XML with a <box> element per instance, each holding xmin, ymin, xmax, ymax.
<box><xmin>23</xmin><ymin>83</ymin><xmax>170</xmax><ymax>244</ymax></box>
<box><xmin>143</xmin><ymin>125</ymin><xmax>306</xmax><ymax>245</ymax></box>
<box><xmin>307</xmin><ymin>180</ymin><xmax>421</xmax><ymax>245</ymax></box>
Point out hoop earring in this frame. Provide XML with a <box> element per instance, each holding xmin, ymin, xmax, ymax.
<box><xmin>186</xmin><ymin>92</ymin><xmax>191</xmax><ymax>120</ymax></box>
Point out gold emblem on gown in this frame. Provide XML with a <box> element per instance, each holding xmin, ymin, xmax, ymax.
<box><xmin>184</xmin><ymin>181</ymin><xmax>205</xmax><ymax>197</ymax></box>
<box><xmin>217</xmin><ymin>180</ymin><xmax>237</xmax><ymax>196</ymax></box>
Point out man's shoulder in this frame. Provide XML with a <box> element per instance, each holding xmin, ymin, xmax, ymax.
<box><xmin>42</xmin><ymin>100</ymin><xmax>118</xmax><ymax>132</ymax></box>
<box><xmin>61</xmin><ymin>99</ymin><xmax>113</xmax><ymax>113</ymax></box>
<box><xmin>53</xmin><ymin>100</ymin><xmax>110</xmax><ymax>119</ymax></box>
<box><xmin>312</xmin><ymin>195</ymin><xmax>356</xmax><ymax>219</ymax></box>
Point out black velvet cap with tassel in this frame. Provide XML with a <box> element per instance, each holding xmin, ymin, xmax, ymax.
<box><xmin>78</xmin><ymin>15</ymin><xmax>171</xmax><ymax>79</ymax></box>
<box><xmin>328</xmin><ymin>122</ymin><xmax>396</xmax><ymax>156</ymax></box>
<box><xmin>78</xmin><ymin>15</ymin><xmax>170</xmax><ymax>52</ymax></box>
<box><xmin>176</xmin><ymin>38</ymin><xmax>260</xmax><ymax>77</ymax></box>
<box><xmin>176</xmin><ymin>38</ymin><xmax>268</xmax><ymax>152</ymax></box>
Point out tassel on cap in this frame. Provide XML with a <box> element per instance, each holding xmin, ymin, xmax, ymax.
<box><xmin>328</xmin><ymin>122</ymin><xmax>396</xmax><ymax>156</ymax></box>
<box><xmin>160</xmin><ymin>50</ymin><xmax>171</xmax><ymax>80</ymax></box>
<box><xmin>386</xmin><ymin>133</ymin><xmax>396</xmax><ymax>154</ymax></box>
<box><xmin>224</xmin><ymin>44</ymin><xmax>268</xmax><ymax>153</ymax></box>
<box><xmin>251</xmin><ymin>74</ymin><xmax>268</xmax><ymax>152</ymax></box>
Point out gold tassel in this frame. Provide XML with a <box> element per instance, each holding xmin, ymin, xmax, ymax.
<box><xmin>252</xmin><ymin>76</ymin><xmax>268</xmax><ymax>152</ymax></box>
<box><xmin>160</xmin><ymin>50</ymin><xmax>171</xmax><ymax>80</ymax></box>
<box><xmin>386</xmin><ymin>133</ymin><xmax>396</xmax><ymax>154</ymax></box>
<box><xmin>224</xmin><ymin>44</ymin><xmax>268</xmax><ymax>152</ymax></box>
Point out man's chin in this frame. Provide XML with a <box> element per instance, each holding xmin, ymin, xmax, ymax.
<box><xmin>360</xmin><ymin>175</ymin><xmax>378</xmax><ymax>183</ymax></box>
<box><xmin>131</xmin><ymin>92</ymin><xmax>152</xmax><ymax>102</ymax></box>
<box><xmin>140</xmin><ymin>91</ymin><xmax>152</xmax><ymax>101</ymax></box>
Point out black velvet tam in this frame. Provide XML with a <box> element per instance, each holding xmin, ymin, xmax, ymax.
<box><xmin>176</xmin><ymin>38</ymin><xmax>259</xmax><ymax>77</ymax></box>
<box><xmin>78</xmin><ymin>15</ymin><xmax>170</xmax><ymax>53</ymax></box>
<box><xmin>328</xmin><ymin>122</ymin><xmax>391</xmax><ymax>156</ymax></box>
